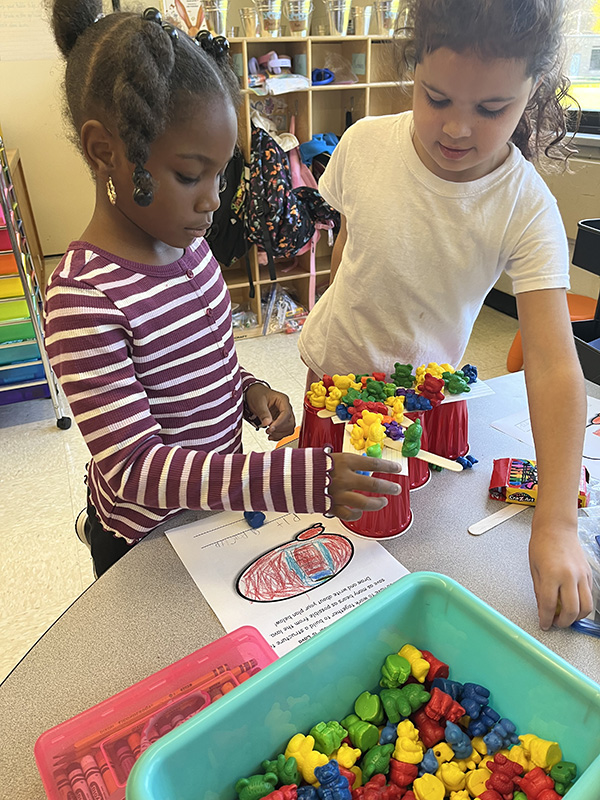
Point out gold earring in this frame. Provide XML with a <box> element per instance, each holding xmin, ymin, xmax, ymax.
<box><xmin>106</xmin><ymin>177</ymin><xmax>117</xmax><ymax>205</ymax></box>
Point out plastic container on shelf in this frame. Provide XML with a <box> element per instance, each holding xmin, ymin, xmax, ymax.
<box><xmin>0</xmin><ymin>361</ymin><xmax>45</xmax><ymax>385</ymax></box>
<box><xmin>0</xmin><ymin>252</ymin><xmax>18</xmax><ymax>275</ymax></box>
<box><xmin>0</xmin><ymin>298</ymin><xmax>28</xmax><ymax>322</ymax></box>
<box><xmin>0</xmin><ymin>276</ymin><xmax>24</xmax><ymax>299</ymax></box>
<box><xmin>0</xmin><ymin>383</ymin><xmax>49</xmax><ymax>406</ymax></box>
<box><xmin>0</xmin><ymin>228</ymin><xmax>11</xmax><ymax>250</ymax></box>
<box><xmin>0</xmin><ymin>341</ymin><xmax>40</xmax><ymax>366</ymax></box>
<box><xmin>423</xmin><ymin>399</ymin><xmax>469</xmax><ymax>460</ymax></box>
<box><xmin>34</xmin><ymin>627</ymin><xmax>277</xmax><ymax>800</ymax></box>
<box><xmin>126</xmin><ymin>572</ymin><xmax>600</xmax><ymax>800</ymax></box>
<box><xmin>0</xmin><ymin>319</ymin><xmax>35</xmax><ymax>345</ymax></box>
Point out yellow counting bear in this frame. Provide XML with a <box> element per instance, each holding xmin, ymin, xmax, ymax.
<box><xmin>331</xmin><ymin>742</ymin><xmax>361</xmax><ymax>769</ymax></box>
<box><xmin>284</xmin><ymin>733</ymin><xmax>328</xmax><ymax>785</ymax></box>
<box><xmin>332</xmin><ymin>373</ymin><xmax>357</xmax><ymax>392</ymax></box>
<box><xmin>518</xmin><ymin>734</ymin><xmax>563</xmax><ymax>771</ymax></box>
<box><xmin>464</xmin><ymin>766</ymin><xmax>491</xmax><ymax>797</ymax></box>
<box><xmin>393</xmin><ymin>720</ymin><xmax>424</xmax><ymax>764</ymax></box>
<box><xmin>412</xmin><ymin>772</ymin><xmax>445</xmax><ymax>800</ymax></box>
<box><xmin>449</xmin><ymin>792</ymin><xmax>470</xmax><ymax>800</ymax></box>
<box><xmin>386</xmin><ymin>395</ymin><xmax>405</xmax><ymax>423</ymax></box>
<box><xmin>398</xmin><ymin>644</ymin><xmax>430</xmax><ymax>683</ymax></box>
<box><xmin>436</xmin><ymin>762</ymin><xmax>466</xmax><ymax>793</ymax></box>
<box><xmin>325</xmin><ymin>387</ymin><xmax>342</xmax><ymax>412</ymax></box>
<box><xmin>307</xmin><ymin>382</ymin><xmax>327</xmax><ymax>408</ymax></box>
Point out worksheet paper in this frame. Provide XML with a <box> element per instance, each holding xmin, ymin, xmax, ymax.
<box><xmin>166</xmin><ymin>511</ymin><xmax>409</xmax><ymax>655</ymax></box>
<box><xmin>490</xmin><ymin>395</ymin><xmax>600</xmax><ymax>480</ymax></box>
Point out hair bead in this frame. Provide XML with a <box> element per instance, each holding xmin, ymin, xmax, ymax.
<box><xmin>141</xmin><ymin>7</ymin><xmax>162</xmax><ymax>24</ymax></box>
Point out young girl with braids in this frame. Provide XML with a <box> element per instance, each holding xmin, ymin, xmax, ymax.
<box><xmin>299</xmin><ymin>0</ymin><xmax>594</xmax><ymax>630</ymax></box>
<box><xmin>45</xmin><ymin>0</ymin><xmax>402</xmax><ymax>577</ymax></box>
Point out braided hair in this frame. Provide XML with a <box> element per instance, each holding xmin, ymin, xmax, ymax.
<box><xmin>51</xmin><ymin>0</ymin><xmax>240</xmax><ymax>205</ymax></box>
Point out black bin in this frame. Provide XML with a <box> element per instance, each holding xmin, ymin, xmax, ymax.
<box><xmin>571</xmin><ymin>219</ymin><xmax>600</xmax><ymax>385</ymax></box>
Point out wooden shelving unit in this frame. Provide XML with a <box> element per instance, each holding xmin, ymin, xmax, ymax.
<box><xmin>225</xmin><ymin>35</ymin><xmax>412</xmax><ymax>339</ymax></box>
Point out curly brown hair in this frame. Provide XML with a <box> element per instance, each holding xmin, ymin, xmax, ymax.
<box><xmin>50</xmin><ymin>0</ymin><xmax>240</xmax><ymax>203</ymax></box>
<box><xmin>395</xmin><ymin>0</ymin><xmax>577</xmax><ymax>162</ymax></box>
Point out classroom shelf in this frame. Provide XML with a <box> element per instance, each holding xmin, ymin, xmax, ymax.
<box><xmin>0</xmin><ymin>139</ymin><xmax>71</xmax><ymax>426</ymax></box>
<box><xmin>224</xmin><ymin>35</ymin><xmax>411</xmax><ymax>338</ymax></box>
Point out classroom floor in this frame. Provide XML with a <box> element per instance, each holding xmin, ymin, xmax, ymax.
<box><xmin>0</xmin><ymin>303</ymin><xmax>519</xmax><ymax>683</ymax></box>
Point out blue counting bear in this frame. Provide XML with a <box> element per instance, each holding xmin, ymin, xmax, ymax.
<box><xmin>314</xmin><ymin>761</ymin><xmax>351</xmax><ymax>800</ymax></box>
<box><xmin>431</xmin><ymin>678</ymin><xmax>463</xmax><ymax>701</ymax></box>
<box><xmin>445</xmin><ymin>721</ymin><xmax>472</xmax><ymax>759</ymax></box>
<box><xmin>483</xmin><ymin>718</ymin><xmax>519</xmax><ymax>754</ymax></box>
<box><xmin>379</xmin><ymin>721</ymin><xmax>397</xmax><ymax>745</ymax></box>
<box><xmin>456</xmin><ymin>455</ymin><xmax>479</xmax><ymax>469</ymax></box>
<box><xmin>336</xmin><ymin>404</ymin><xmax>351</xmax><ymax>421</ymax></box>
<box><xmin>461</xmin><ymin>364</ymin><xmax>478</xmax><ymax>384</ymax></box>
<box><xmin>460</xmin><ymin>682</ymin><xmax>490</xmax><ymax>719</ymax></box>
<box><xmin>404</xmin><ymin>394</ymin><xmax>432</xmax><ymax>411</ymax></box>
<box><xmin>418</xmin><ymin>748</ymin><xmax>440</xmax><ymax>776</ymax></box>
<box><xmin>467</xmin><ymin>705</ymin><xmax>500</xmax><ymax>738</ymax></box>
<box><xmin>298</xmin><ymin>787</ymin><xmax>319</xmax><ymax>800</ymax></box>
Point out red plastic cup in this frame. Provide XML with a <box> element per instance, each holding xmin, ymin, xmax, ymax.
<box><xmin>341</xmin><ymin>471</ymin><xmax>413</xmax><ymax>540</ymax></box>
<box><xmin>298</xmin><ymin>398</ymin><xmax>344</xmax><ymax>451</ymax></box>
<box><xmin>423</xmin><ymin>399</ymin><xmax>469</xmax><ymax>460</ymax></box>
<box><xmin>405</xmin><ymin>410</ymin><xmax>430</xmax><ymax>490</ymax></box>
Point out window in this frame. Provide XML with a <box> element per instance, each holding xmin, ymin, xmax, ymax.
<box><xmin>565</xmin><ymin>1</ymin><xmax>600</xmax><ymax>130</ymax></box>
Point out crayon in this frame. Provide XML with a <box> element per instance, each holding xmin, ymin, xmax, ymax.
<box><xmin>127</xmin><ymin>731</ymin><xmax>142</xmax><ymax>759</ymax></box>
<box><xmin>95</xmin><ymin>751</ymin><xmax>117</xmax><ymax>794</ymax></box>
<box><xmin>67</xmin><ymin>762</ymin><xmax>94</xmax><ymax>800</ymax></box>
<box><xmin>115</xmin><ymin>741</ymin><xmax>135</xmax><ymax>779</ymax></box>
<box><xmin>71</xmin><ymin>659</ymin><xmax>258</xmax><ymax>754</ymax></box>
<box><xmin>55</xmin><ymin>771</ymin><xmax>76</xmax><ymax>800</ymax></box>
<box><xmin>81</xmin><ymin>754</ymin><xmax>110</xmax><ymax>800</ymax></box>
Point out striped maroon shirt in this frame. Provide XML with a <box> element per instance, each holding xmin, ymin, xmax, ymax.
<box><xmin>44</xmin><ymin>238</ymin><xmax>329</xmax><ymax>541</ymax></box>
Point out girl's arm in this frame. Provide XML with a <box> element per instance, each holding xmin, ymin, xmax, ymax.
<box><xmin>517</xmin><ymin>287</ymin><xmax>594</xmax><ymax>629</ymax></box>
<box><xmin>328</xmin><ymin>215</ymin><xmax>347</xmax><ymax>285</ymax></box>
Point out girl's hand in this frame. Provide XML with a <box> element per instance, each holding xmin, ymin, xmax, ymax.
<box><xmin>244</xmin><ymin>384</ymin><xmax>296</xmax><ymax>441</ymax></box>
<box><xmin>529</xmin><ymin>515</ymin><xmax>594</xmax><ymax>630</ymax></box>
<box><xmin>328</xmin><ymin>452</ymin><xmax>403</xmax><ymax>521</ymax></box>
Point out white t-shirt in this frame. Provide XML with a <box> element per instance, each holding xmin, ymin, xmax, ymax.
<box><xmin>298</xmin><ymin>111</ymin><xmax>569</xmax><ymax>377</ymax></box>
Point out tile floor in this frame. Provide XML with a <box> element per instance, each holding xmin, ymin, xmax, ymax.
<box><xmin>0</xmin><ymin>304</ymin><xmax>519</xmax><ymax>683</ymax></box>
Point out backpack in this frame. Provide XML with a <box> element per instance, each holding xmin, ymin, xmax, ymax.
<box><xmin>206</xmin><ymin>147</ymin><xmax>255</xmax><ymax>297</ymax></box>
<box><xmin>246</xmin><ymin>125</ymin><xmax>315</xmax><ymax>281</ymax></box>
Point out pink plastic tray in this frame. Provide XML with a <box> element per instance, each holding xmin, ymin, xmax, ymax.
<box><xmin>35</xmin><ymin>627</ymin><xmax>277</xmax><ymax>800</ymax></box>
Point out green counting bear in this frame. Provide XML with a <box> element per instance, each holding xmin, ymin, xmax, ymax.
<box><xmin>310</xmin><ymin>720</ymin><xmax>347</xmax><ymax>756</ymax></box>
<box><xmin>380</xmin><ymin>684</ymin><xmax>431</xmax><ymax>723</ymax></box>
<box><xmin>364</xmin><ymin>379</ymin><xmax>387</xmax><ymax>402</ymax></box>
<box><xmin>443</xmin><ymin>370</ymin><xmax>470</xmax><ymax>395</ymax></box>
<box><xmin>550</xmin><ymin>761</ymin><xmax>577</xmax><ymax>795</ymax></box>
<box><xmin>261</xmin><ymin>754</ymin><xmax>300</xmax><ymax>787</ymax></box>
<box><xmin>354</xmin><ymin>690</ymin><xmax>385</xmax><ymax>726</ymax></box>
<box><xmin>235</xmin><ymin>772</ymin><xmax>278</xmax><ymax>800</ymax></box>
<box><xmin>340</xmin><ymin>713</ymin><xmax>380</xmax><ymax>751</ymax></box>
<box><xmin>342</xmin><ymin>387</ymin><xmax>362</xmax><ymax>406</ymax></box>
<box><xmin>380</xmin><ymin>653</ymin><xmax>411</xmax><ymax>689</ymax></box>
<box><xmin>402</xmin><ymin>419</ymin><xmax>422</xmax><ymax>458</ymax></box>
<box><xmin>391</xmin><ymin>363</ymin><xmax>415</xmax><ymax>389</ymax></box>
<box><xmin>361</xmin><ymin>743</ymin><xmax>395</xmax><ymax>782</ymax></box>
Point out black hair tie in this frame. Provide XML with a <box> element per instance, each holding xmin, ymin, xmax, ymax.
<box><xmin>132</xmin><ymin>166</ymin><xmax>153</xmax><ymax>207</ymax></box>
<box><xmin>195</xmin><ymin>30</ymin><xmax>229</xmax><ymax>60</ymax></box>
<box><xmin>142</xmin><ymin>7</ymin><xmax>162</xmax><ymax>23</ymax></box>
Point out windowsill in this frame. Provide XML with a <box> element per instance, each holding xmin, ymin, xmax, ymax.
<box><xmin>572</xmin><ymin>131</ymin><xmax>600</xmax><ymax>159</ymax></box>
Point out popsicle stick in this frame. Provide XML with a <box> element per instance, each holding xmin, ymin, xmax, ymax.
<box><xmin>382</xmin><ymin>436</ymin><xmax>463</xmax><ymax>472</ymax></box>
<box><xmin>468</xmin><ymin>503</ymin><xmax>528</xmax><ymax>536</ymax></box>
<box><xmin>317</xmin><ymin>408</ymin><xmax>336</xmax><ymax>418</ymax></box>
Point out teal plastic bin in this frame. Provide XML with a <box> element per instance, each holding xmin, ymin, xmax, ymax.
<box><xmin>126</xmin><ymin>572</ymin><xmax>600</xmax><ymax>800</ymax></box>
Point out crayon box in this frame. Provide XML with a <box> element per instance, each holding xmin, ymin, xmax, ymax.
<box><xmin>489</xmin><ymin>457</ymin><xmax>589</xmax><ymax>507</ymax></box>
<box><xmin>34</xmin><ymin>627</ymin><xmax>277</xmax><ymax>800</ymax></box>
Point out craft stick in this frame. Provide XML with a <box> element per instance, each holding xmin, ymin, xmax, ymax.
<box><xmin>381</xmin><ymin>436</ymin><xmax>463</xmax><ymax>472</ymax></box>
<box><xmin>317</xmin><ymin>408</ymin><xmax>336</xmax><ymax>418</ymax></box>
<box><xmin>468</xmin><ymin>503</ymin><xmax>528</xmax><ymax>536</ymax></box>
<box><xmin>342</xmin><ymin>429</ymin><xmax>407</xmax><ymax>472</ymax></box>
